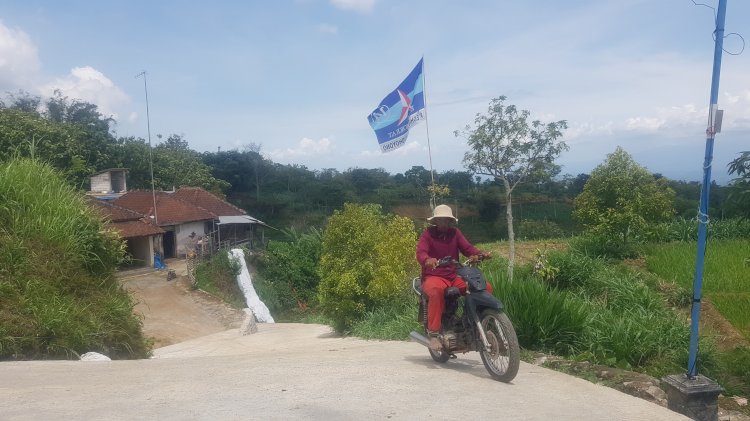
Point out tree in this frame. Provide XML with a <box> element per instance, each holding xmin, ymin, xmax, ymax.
<box><xmin>148</xmin><ymin>134</ymin><xmax>230</xmax><ymax>194</ymax></box>
<box><xmin>727</xmin><ymin>151</ymin><xmax>750</xmax><ymax>219</ymax></box>
<box><xmin>573</xmin><ymin>147</ymin><xmax>675</xmax><ymax>248</ymax></box>
<box><xmin>456</xmin><ymin>96</ymin><xmax>568</xmax><ymax>280</ymax></box>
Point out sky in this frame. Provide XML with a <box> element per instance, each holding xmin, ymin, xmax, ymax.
<box><xmin>0</xmin><ymin>0</ymin><xmax>748</xmax><ymax>184</ymax></box>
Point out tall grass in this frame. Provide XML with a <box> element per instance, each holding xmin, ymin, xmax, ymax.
<box><xmin>482</xmin><ymin>251</ymin><xmax>704</xmax><ymax>372</ymax></box>
<box><xmin>0</xmin><ymin>159</ymin><xmax>123</xmax><ymax>275</ymax></box>
<box><xmin>350</xmin><ymin>297</ymin><xmax>422</xmax><ymax>340</ymax></box>
<box><xmin>0</xmin><ymin>158</ymin><xmax>150</xmax><ymax>359</ymax></box>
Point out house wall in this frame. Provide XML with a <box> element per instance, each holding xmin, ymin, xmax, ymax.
<box><xmin>175</xmin><ymin>221</ymin><xmax>208</xmax><ymax>257</ymax></box>
<box><xmin>90</xmin><ymin>173</ymin><xmax>111</xmax><ymax>193</ymax></box>
<box><xmin>110</xmin><ymin>171</ymin><xmax>127</xmax><ymax>192</ymax></box>
<box><xmin>126</xmin><ymin>236</ymin><xmax>155</xmax><ymax>266</ymax></box>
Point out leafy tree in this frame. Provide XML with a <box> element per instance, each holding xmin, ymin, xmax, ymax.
<box><xmin>5</xmin><ymin>90</ymin><xmax>41</xmax><ymax>114</ymax></box>
<box><xmin>456</xmin><ymin>95</ymin><xmax>568</xmax><ymax>280</ymax></box>
<box><xmin>151</xmin><ymin>134</ymin><xmax>229</xmax><ymax>194</ymax></box>
<box><xmin>573</xmin><ymin>147</ymin><xmax>675</xmax><ymax>251</ymax></box>
<box><xmin>727</xmin><ymin>151</ymin><xmax>750</xmax><ymax>219</ymax></box>
<box><xmin>0</xmin><ymin>108</ymin><xmax>91</xmax><ymax>185</ymax></box>
<box><xmin>0</xmin><ymin>91</ymin><xmax>122</xmax><ymax>188</ymax></box>
<box><xmin>317</xmin><ymin>203</ymin><xmax>418</xmax><ymax>333</ymax></box>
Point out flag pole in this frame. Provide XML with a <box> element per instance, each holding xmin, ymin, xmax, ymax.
<box><xmin>136</xmin><ymin>71</ymin><xmax>158</xmax><ymax>225</ymax></box>
<box><xmin>421</xmin><ymin>56</ymin><xmax>437</xmax><ymax>209</ymax></box>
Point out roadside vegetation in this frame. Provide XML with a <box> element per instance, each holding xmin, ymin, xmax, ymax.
<box><xmin>3</xmin><ymin>91</ymin><xmax>747</xmax><ymax>404</ymax></box>
<box><xmin>0</xmin><ymin>158</ymin><xmax>151</xmax><ymax>359</ymax></box>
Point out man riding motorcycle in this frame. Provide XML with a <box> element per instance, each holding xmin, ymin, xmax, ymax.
<box><xmin>416</xmin><ymin>204</ymin><xmax>492</xmax><ymax>351</ymax></box>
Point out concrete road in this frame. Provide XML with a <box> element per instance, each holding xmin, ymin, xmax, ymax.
<box><xmin>2</xmin><ymin>323</ymin><xmax>688</xmax><ymax>421</ymax></box>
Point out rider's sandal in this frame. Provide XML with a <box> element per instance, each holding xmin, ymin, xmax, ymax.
<box><xmin>427</xmin><ymin>332</ymin><xmax>443</xmax><ymax>352</ymax></box>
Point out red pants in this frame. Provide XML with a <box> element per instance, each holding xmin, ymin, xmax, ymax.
<box><xmin>422</xmin><ymin>275</ymin><xmax>494</xmax><ymax>332</ymax></box>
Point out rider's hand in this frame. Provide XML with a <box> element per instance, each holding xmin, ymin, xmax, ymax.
<box><xmin>481</xmin><ymin>251</ymin><xmax>492</xmax><ymax>260</ymax></box>
<box><xmin>469</xmin><ymin>252</ymin><xmax>491</xmax><ymax>262</ymax></box>
<box><xmin>425</xmin><ymin>257</ymin><xmax>438</xmax><ymax>269</ymax></box>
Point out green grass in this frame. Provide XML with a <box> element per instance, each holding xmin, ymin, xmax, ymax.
<box><xmin>644</xmin><ymin>239</ymin><xmax>750</xmax><ymax>339</ymax></box>
<box><xmin>0</xmin><ymin>158</ymin><xmax>150</xmax><ymax>359</ymax></box>
<box><xmin>193</xmin><ymin>250</ymin><xmax>245</xmax><ymax>309</ymax></box>
<box><xmin>350</xmin><ymin>298</ymin><xmax>422</xmax><ymax>340</ymax></box>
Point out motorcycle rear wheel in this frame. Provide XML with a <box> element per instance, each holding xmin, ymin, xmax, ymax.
<box><xmin>479</xmin><ymin>309</ymin><xmax>520</xmax><ymax>382</ymax></box>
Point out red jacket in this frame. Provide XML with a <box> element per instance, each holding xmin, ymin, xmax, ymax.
<box><xmin>416</xmin><ymin>226</ymin><xmax>481</xmax><ymax>280</ymax></box>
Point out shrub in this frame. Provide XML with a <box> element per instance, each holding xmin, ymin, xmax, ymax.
<box><xmin>194</xmin><ymin>249</ymin><xmax>244</xmax><ymax>308</ymax></box>
<box><xmin>317</xmin><ymin>203</ymin><xmax>418</xmax><ymax>333</ymax></box>
<box><xmin>255</xmin><ymin>227</ymin><xmax>322</xmax><ymax>314</ymax></box>
<box><xmin>569</xmin><ymin>233</ymin><xmax>643</xmax><ymax>259</ymax></box>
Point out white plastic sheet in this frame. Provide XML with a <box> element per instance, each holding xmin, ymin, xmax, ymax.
<box><xmin>80</xmin><ymin>352</ymin><xmax>111</xmax><ymax>361</ymax></box>
<box><xmin>229</xmin><ymin>249</ymin><xmax>274</xmax><ymax>323</ymax></box>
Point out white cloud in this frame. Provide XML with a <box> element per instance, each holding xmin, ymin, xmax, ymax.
<box><xmin>317</xmin><ymin>24</ymin><xmax>338</xmax><ymax>34</ymax></box>
<box><xmin>269</xmin><ymin>137</ymin><xmax>334</xmax><ymax>160</ymax></box>
<box><xmin>0</xmin><ymin>20</ymin><xmax>40</xmax><ymax>92</ymax></box>
<box><xmin>625</xmin><ymin>116</ymin><xmax>665</xmax><ymax>131</ymax></box>
<box><xmin>40</xmin><ymin>66</ymin><xmax>130</xmax><ymax>119</ymax></box>
<box><xmin>330</xmin><ymin>0</ymin><xmax>375</xmax><ymax>13</ymax></box>
<box><xmin>565</xmin><ymin>122</ymin><xmax>614</xmax><ymax>141</ymax></box>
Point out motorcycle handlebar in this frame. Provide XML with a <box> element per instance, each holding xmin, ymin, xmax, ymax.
<box><xmin>435</xmin><ymin>253</ymin><xmax>490</xmax><ymax>268</ymax></box>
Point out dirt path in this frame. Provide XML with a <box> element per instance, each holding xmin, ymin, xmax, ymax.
<box><xmin>118</xmin><ymin>259</ymin><xmax>245</xmax><ymax>348</ymax></box>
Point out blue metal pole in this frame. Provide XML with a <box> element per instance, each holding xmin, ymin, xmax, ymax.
<box><xmin>687</xmin><ymin>0</ymin><xmax>727</xmax><ymax>378</ymax></box>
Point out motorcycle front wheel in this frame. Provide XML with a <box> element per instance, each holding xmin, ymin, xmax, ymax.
<box><xmin>479</xmin><ymin>309</ymin><xmax>520</xmax><ymax>382</ymax></box>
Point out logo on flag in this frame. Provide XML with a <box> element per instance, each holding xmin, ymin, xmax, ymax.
<box><xmin>367</xmin><ymin>58</ymin><xmax>425</xmax><ymax>153</ymax></box>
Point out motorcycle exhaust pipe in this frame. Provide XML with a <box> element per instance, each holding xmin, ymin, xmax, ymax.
<box><xmin>409</xmin><ymin>331</ymin><xmax>431</xmax><ymax>348</ymax></box>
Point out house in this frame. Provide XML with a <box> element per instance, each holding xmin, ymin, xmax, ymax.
<box><xmin>87</xmin><ymin>199</ymin><xmax>165</xmax><ymax>267</ymax></box>
<box><xmin>172</xmin><ymin>187</ymin><xmax>267</xmax><ymax>249</ymax></box>
<box><xmin>113</xmin><ymin>190</ymin><xmax>216</xmax><ymax>258</ymax></box>
<box><xmin>113</xmin><ymin>188</ymin><xmax>268</xmax><ymax>258</ymax></box>
<box><xmin>87</xmin><ymin>170</ymin><xmax>267</xmax><ymax>262</ymax></box>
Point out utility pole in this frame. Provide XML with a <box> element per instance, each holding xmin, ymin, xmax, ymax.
<box><xmin>136</xmin><ymin>71</ymin><xmax>158</xmax><ymax>225</ymax></box>
<box><xmin>687</xmin><ymin>0</ymin><xmax>727</xmax><ymax>379</ymax></box>
<box><xmin>662</xmin><ymin>3</ymin><xmax>727</xmax><ymax>418</ymax></box>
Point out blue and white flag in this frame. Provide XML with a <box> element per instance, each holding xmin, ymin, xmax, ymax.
<box><xmin>367</xmin><ymin>58</ymin><xmax>425</xmax><ymax>153</ymax></box>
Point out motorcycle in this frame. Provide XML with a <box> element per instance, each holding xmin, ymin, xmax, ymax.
<box><xmin>409</xmin><ymin>256</ymin><xmax>520</xmax><ymax>382</ymax></box>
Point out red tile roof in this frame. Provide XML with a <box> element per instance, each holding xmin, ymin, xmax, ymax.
<box><xmin>111</xmin><ymin>220</ymin><xmax>165</xmax><ymax>239</ymax></box>
<box><xmin>173</xmin><ymin>187</ymin><xmax>246</xmax><ymax>216</ymax></box>
<box><xmin>86</xmin><ymin>197</ymin><xmax>164</xmax><ymax>238</ymax></box>
<box><xmin>114</xmin><ymin>191</ymin><xmax>216</xmax><ymax>226</ymax></box>
<box><xmin>87</xmin><ymin>198</ymin><xmax>144</xmax><ymax>222</ymax></box>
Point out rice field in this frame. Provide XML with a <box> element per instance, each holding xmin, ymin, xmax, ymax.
<box><xmin>644</xmin><ymin>239</ymin><xmax>750</xmax><ymax>340</ymax></box>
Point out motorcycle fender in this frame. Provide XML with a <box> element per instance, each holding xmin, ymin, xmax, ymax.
<box><xmin>468</xmin><ymin>291</ymin><xmax>503</xmax><ymax>312</ymax></box>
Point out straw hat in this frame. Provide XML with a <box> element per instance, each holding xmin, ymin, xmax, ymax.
<box><xmin>427</xmin><ymin>204</ymin><xmax>457</xmax><ymax>221</ymax></box>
